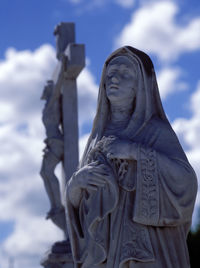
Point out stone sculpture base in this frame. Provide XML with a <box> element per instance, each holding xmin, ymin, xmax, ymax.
<box><xmin>41</xmin><ymin>240</ymin><xmax>74</xmax><ymax>268</ymax></box>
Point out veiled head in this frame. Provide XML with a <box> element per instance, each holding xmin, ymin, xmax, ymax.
<box><xmin>80</xmin><ymin>46</ymin><xmax>168</xmax><ymax>167</ymax></box>
<box><xmin>105</xmin><ymin>55</ymin><xmax>137</xmax><ymax>105</ymax></box>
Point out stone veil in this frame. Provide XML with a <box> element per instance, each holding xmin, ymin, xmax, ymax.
<box><xmin>65</xmin><ymin>46</ymin><xmax>197</xmax><ymax>268</ymax></box>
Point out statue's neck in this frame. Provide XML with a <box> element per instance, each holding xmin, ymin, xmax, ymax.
<box><xmin>108</xmin><ymin>102</ymin><xmax>133</xmax><ymax>129</ymax></box>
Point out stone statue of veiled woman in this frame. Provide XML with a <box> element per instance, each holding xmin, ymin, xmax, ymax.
<box><xmin>65</xmin><ymin>46</ymin><xmax>197</xmax><ymax>268</ymax></box>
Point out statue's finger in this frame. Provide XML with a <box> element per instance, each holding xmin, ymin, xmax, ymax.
<box><xmin>87</xmin><ymin>185</ymin><xmax>98</xmax><ymax>191</ymax></box>
<box><xmin>89</xmin><ymin>160</ymin><xmax>99</xmax><ymax>166</ymax></box>
<box><xmin>91</xmin><ymin>172</ymin><xmax>109</xmax><ymax>181</ymax></box>
<box><xmin>90</xmin><ymin>179</ymin><xmax>106</xmax><ymax>187</ymax></box>
<box><xmin>107</xmin><ymin>152</ymin><xmax>114</xmax><ymax>159</ymax></box>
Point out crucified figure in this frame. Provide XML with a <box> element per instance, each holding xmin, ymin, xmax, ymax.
<box><xmin>40</xmin><ymin>80</ymin><xmax>66</xmax><ymax>231</ymax></box>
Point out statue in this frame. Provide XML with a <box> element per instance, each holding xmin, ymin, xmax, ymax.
<box><xmin>40</xmin><ymin>22</ymin><xmax>85</xmax><ymax>268</ymax></box>
<box><xmin>40</xmin><ymin>80</ymin><xmax>66</xmax><ymax>230</ymax></box>
<box><xmin>65</xmin><ymin>46</ymin><xmax>198</xmax><ymax>267</ymax></box>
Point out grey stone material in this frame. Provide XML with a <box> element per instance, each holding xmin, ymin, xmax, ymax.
<box><xmin>51</xmin><ymin>25</ymin><xmax>85</xmax><ymax>187</ymax></box>
<box><xmin>40</xmin><ymin>79</ymin><xmax>65</xmax><ymax>230</ymax></box>
<box><xmin>65</xmin><ymin>46</ymin><xmax>198</xmax><ymax>267</ymax></box>
<box><xmin>40</xmin><ymin>22</ymin><xmax>85</xmax><ymax>268</ymax></box>
<box><xmin>54</xmin><ymin>22</ymin><xmax>75</xmax><ymax>60</ymax></box>
<box><xmin>64</xmin><ymin>43</ymin><xmax>85</xmax><ymax>79</ymax></box>
<box><xmin>41</xmin><ymin>241</ymin><xmax>73</xmax><ymax>268</ymax></box>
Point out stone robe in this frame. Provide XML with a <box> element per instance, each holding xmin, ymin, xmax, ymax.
<box><xmin>65</xmin><ymin>46</ymin><xmax>197</xmax><ymax>268</ymax></box>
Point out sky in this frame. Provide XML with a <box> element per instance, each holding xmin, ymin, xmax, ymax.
<box><xmin>0</xmin><ymin>0</ymin><xmax>200</xmax><ymax>267</ymax></box>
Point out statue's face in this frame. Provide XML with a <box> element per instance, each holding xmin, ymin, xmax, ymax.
<box><xmin>105</xmin><ymin>56</ymin><xmax>137</xmax><ymax>104</ymax></box>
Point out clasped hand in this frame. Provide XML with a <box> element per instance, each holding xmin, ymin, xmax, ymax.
<box><xmin>72</xmin><ymin>161</ymin><xmax>112</xmax><ymax>192</ymax></box>
<box><xmin>100</xmin><ymin>136</ymin><xmax>137</xmax><ymax>160</ymax></box>
<box><xmin>68</xmin><ymin>136</ymin><xmax>137</xmax><ymax>195</ymax></box>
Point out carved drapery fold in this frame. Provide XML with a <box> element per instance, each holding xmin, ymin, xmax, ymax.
<box><xmin>134</xmin><ymin>145</ymin><xmax>159</xmax><ymax>225</ymax></box>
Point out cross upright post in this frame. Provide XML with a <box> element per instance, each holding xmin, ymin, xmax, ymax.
<box><xmin>40</xmin><ymin>22</ymin><xmax>85</xmax><ymax>268</ymax></box>
<box><xmin>53</xmin><ymin>22</ymin><xmax>85</xmax><ymax>187</ymax></box>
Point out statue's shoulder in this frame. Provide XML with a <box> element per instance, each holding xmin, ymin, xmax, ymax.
<box><xmin>148</xmin><ymin>116</ymin><xmax>187</xmax><ymax>159</ymax></box>
<box><xmin>149</xmin><ymin>116</ymin><xmax>173</xmax><ymax>134</ymax></box>
<box><xmin>146</xmin><ymin>116</ymin><xmax>180</xmax><ymax>149</ymax></box>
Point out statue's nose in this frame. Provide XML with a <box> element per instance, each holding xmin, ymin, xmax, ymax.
<box><xmin>111</xmin><ymin>76</ymin><xmax>119</xmax><ymax>83</ymax></box>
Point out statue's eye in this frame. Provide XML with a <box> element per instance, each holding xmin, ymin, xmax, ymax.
<box><xmin>107</xmin><ymin>71</ymin><xmax>115</xmax><ymax>77</ymax></box>
<box><xmin>123</xmin><ymin>72</ymin><xmax>130</xmax><ymax>78</ymax></box>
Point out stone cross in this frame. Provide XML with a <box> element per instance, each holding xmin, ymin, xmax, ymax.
<box><xmin>40</xmin><ymin>22</ymin><xmax>85</xmax><ymax>268</ymax></box>
<box><xmin>52</xmin><ymin>22</ymin><xmax>85</xmax><ymax>186</ymax></box>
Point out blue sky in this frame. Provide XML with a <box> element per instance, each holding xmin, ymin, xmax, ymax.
<box><xmin>0</xmin><ymin>0</ymin><xmax>200</xmax><ymax>267</ymax></box>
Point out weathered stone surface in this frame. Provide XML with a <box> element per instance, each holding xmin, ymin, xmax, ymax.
<box><xmin>40</xmin><ymin>22</ymin><xmax>85</xmax><ymax>268</ymax></box>
<box><xmin>41</xmin><ymin>240</ymin><xmax>73</xmax><ymax>267</ymax></box>
<box><xmin>65</xmin><ymin>46</ymin><xmax>198</xmax><ymax>267</ymax></box>
<box><xmin>40</xmin><ymin>79</ymin><xmax>65</xmax><ymax>230</ymax></box>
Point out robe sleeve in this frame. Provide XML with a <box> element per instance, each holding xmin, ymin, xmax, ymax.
<box><xmin>133</xmin><ymin>122</ymin><xmax>198</xmax><ymax>227</ymax></box>
<box><xmin>65</xmin><ymin>154</ymin><xmax>119</xmax><ymax>266</ymax></box>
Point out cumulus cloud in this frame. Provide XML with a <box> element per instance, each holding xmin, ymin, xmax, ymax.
<box><xmin>0</xmin><ymin>45</ymin><xmax>56</xmax><ymax>126</ymax></box>
<box><xmin>172</xmin><ymin>81</ymin><xmax>200</xmax><ymax>227</ymax></box>
<box><xmin>79</xmin><ymin>133</ymin><xmax>90</xmax><ymax>159</ymax></box>
<box><xmin>115</xmin><ymin>1</ymin><xmax>200</xmax><ymax>62</ymax></box>
<box><xmin>0</xmin><ymin>44</ymin><xmax>61</xmax><ymax>268</ymax></box>
<box><xmin>69</xmin><ymin>0</ymin><xmax>82</xmax><ymax>4</ymax></box>
<box><xmin>115</xmin><ymin>0</ymin><xmax>135</xmax><ymax>8</ymax></box>
<box><xmin>77</xmin><ymin>66</ymin><xmax>98</xmax><ymax>132</ymax></box>
<box><xmin>67</xmin><ymin>0</ymin><xmax>135</xmax><ymax>11</ymax></box>
<box><xmin>0</xmin><ymin>44</ymin><xmax>98</xmax><ymax>267</ymax></box>
<box><xmin>157</xmin><ymin>66</ymin><xmax>187</xmax><ymax>99</ymax></box>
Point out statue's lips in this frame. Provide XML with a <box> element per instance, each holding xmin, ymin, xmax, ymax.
<box><xmin>109</xmin><ymin>85</ymin><xmax>119</xmax><ymax>89</ymax></box>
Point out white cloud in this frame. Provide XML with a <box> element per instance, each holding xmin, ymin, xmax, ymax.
<box><xmin>79</xmin><ymin>133</ymin><xmax>90</xmax><ymax>159</ymax></box>
<box><xmin>0</xmin><ymin>45</ymin><xmax>56</xmax><ymax>126</ymax></box>
<box><xmin>0</xmin><ymin>44</ymin><xmax>98</xmax><ymax>267</ymax></box>
<box><xmin>67</xmin><ymin>0</ymin><xmax>135</xmax><ymax>11</ymax></box>
<box><xmin>77</xmin><ymin>66</ymin><xmax>98</xmax><ymax>129</ymax></box>
<box><xmin>69</xmin><ymin>0</ymin><xmax>82</xmax><ymax>4</ymax></box>
<box><xmin>173</xmin><ymin>81</ymin><xmax>200</xmax><ymax>152</ymax></box>
<box><xmin>157</xmin><ymin>67</ymin><xmax>187</xmax><ymax>99</ymax></box>
<box><xmin>115</xmin><ymin>1</ymin><xmax>200</xmax><ymax>62</ymax></box>
<box><xmin>115</xmin><ymin>0</ymin><xmax>135</xmax><ymax>8</ymax></box>
<box><xmin>0</xmin><ymin>45</ymin><xmax>61</xmax><ymax>267</ymax></box>
<box><xmin>172</xmin><ymin>81</ymin><xmax>200</xmax><ymax>228</ymax></box>
<box><xmin>71</xmin><ymin>0</ymin><xmax>107</xmax><ymax>13</ymax></box>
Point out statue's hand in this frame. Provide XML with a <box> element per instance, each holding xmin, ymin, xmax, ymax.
<box><xmin>67</xmin><ymin>161</ymin><xmax>114</xmax><ymax>207</ymax></box>
<box><xmin>71</xmin><ymin>161</ymin><xmax>111</xmax><ymax>192</ymax></box>
<box><xmin>104</xmin><ymin>136</ymin><xmax>137</xmax><ymax>160</ymax></box>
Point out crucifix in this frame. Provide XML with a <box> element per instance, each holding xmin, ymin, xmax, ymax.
<box><xmin>40</xmin><ymin>22</ymin><xmax>85</xmax><ymax>268</ymax></box>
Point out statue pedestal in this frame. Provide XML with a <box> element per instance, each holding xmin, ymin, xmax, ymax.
<box><xmin>41</xmin><ymin>240</ymin><xmax>74</xmax><ymax>268</ymax></box>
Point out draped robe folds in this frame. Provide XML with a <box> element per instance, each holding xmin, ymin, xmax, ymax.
<box><xmin>65</xmin><ymin>46</ymin><xmax>197</xmax><ymax>268</ymax></box>
<box><xmin>66</xmin><ymin>117</ymin><xmax>197</xmax><ymax>268</ymax></box>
